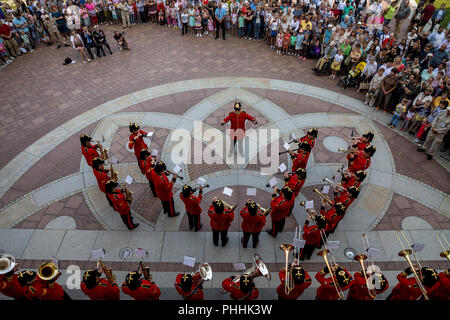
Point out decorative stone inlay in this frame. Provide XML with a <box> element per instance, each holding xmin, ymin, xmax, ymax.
<box><xmin>322</xmin><ymin>136</ymin><xmax>349</xmax><ymax>153</ymax></box>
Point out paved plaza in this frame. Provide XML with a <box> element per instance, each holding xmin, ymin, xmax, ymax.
<box><xmin>0</xmin><ymin>23</ymin><xmax>449</xmax><ymax>300</ymax></box>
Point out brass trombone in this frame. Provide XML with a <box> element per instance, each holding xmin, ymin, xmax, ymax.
<box><xmin>299</xmin><ymin>201</ymin><xmax>317</xmax><ymax>220</ymax></box>
<box><xmin>354</xmin><ymin>234</ymin><xmax>378</xmax><ymax>299</ymax></box>
<box><xmin>435</xmin><ymin>232</ymin><xmax>450</xmax><ymax>262</ymax></box>
<box><xmin>317</xmin><ymin>230</ymin><xmax>345</xmax><ymax>300</ymax></box>
<box><xmin>280</xmin><ymin>244</ymin><xmax>295</xmax><ymax>295</ymax></box>
<box><xmin>313</xmin><ymin>188</ymin><xmax>334</xmax><ymax>206</ymax></box>
<box><xmin>293</xmin><ymin>225</ymin><xmax>302</xmax><ymax>259</ymax></box>
<box><xmin>323</xmin><ymin>177</ymin><xmax>347</xmax><ymax>192</ymax></box>
<box><xmin>396</xmin><ymin>230</ymin><xmax>429</xmax><ymax>300</ymax></box>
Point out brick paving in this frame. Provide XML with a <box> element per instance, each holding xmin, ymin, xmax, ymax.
<box><xmin>312</xmin><ymin>127</ymin><xmax>354</xmax><ymax>164</ymax></box>
<box><xmin>13</xmin><ymin>192</ymin><xmax>104</xmax><ymax>230</ymax></box>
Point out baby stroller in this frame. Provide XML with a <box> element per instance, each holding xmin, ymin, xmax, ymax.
<box><xmin>338</xmin><ymin>61</ymin><xmax>366</xmax><ymax>90</ymax></box>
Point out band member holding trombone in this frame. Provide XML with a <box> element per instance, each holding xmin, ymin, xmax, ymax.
<box><xmin>208</xmin><ymin>198</ymin><xmax>235</xmax><ymax>247</ymax></box>
<box><xmin>347</xmin><ymin>145</ymin><xmax>376</xmax><ymax>173</ymax></box>
<box><xmin>139</xmin><ymin>149</ymin><xmax>157</xmax><ymax>197</ymax></box>
<box><xmin>299</xmin><ymin>210</ymin><xmax>327</xmax><ymax>260</ymax></box>
<box><xmin>174</xmin><ymin>273</ymin><xmax>204</xmax><ymax>300</ymax></box>
<box><xmin>180</xmin><ymin>184</ymin><xmax>204</xmax><ymax>232</ymax></box>
<box><xmin>386</xmin><ymin>265</ymin><xmax>439</xmax><ymax>300</ymax></box>
<box><xmin>347</xmin><ymin>264</ymin><xmax>389</xmax><ymax>300</ymax></box>
<box><xmin>121</xmin><ymin>271</ymin><xmax>161</xmax><ymax>300</ymax></box>
<box><xmin>315</xmin><ymin>263</ymin><xmax>352</xmax><ymax>300</ymax></box>
<box><xmin>128</xmin><ymin>122</ymin><xmax>150</xmax><ymax>173</ymax></box>
<box><xmin>222</xmin><ymin>274</ymin><xmax>259</xmax><ymax>300</ymax></box>
<box><xmin>334</xmin><ymin>185</ymin><xmax>360</xmax><ymax>210</ymax></box>
<box><xmin>276</xmin><ymin>263</ymin><xmax>312</xmax><ymax>300</ymax></box>
<box><xmin>430</xmin><ymin>269</ymin><xmax>450</xmax><ymax>300</ymax></box>
<box><xmin>80</xmin><ymin>134</ymin><xmax>100</xmax><ymax>167</ymax></box>
<box><xmin>106</xmin><ymin>180</ymin><xmax>139</xmax><ymax>230</ymax></box>
<box><xmin>81</xmin><ymin>269</ymin><xmax>120</xmax><ymax>300</ymax></box>
<box><xmin>266</xmin><ymin>186</ymin><xmax>294</xmax><ymax>238</ymax></box>
<box><xmin>319</xmin><ymin>199</ymin><xmax>346</xmax><ymax>236</ymax></box>
<box><xmin>289</xmin><ymin>141</ymin><xmax>312</xmax><ymax>172</ymax></box>
<box><xmin>240</xmin><ymin>200</ymin><xmax>266</xmax><ymax>248</ymax></box>
<box><xmin>151</xmin><ymin>161</ymin><xmax>180</xmax><ymax>217</ymax></box>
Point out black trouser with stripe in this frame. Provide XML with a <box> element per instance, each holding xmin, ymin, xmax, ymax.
<box><xmin>120</xmin><ymin>211</ymin><xmax>137</xmax><ymax>230</ymax></box>
<box><xmin>299</xmin><ymin>243</ymin><xmax>316</xmax><ymax>261</ymax></box>
<box><xmin>162</xmin><ymin>198</ymin><xmax>176</xmax><ymax>217</ymax></box>
<box><xmin>242</xmin><ymin>232</ymin><xmax>260</xmax><ymax>248</ymax></box>
<box><xmin>149</xmin><ymin>180</ymin><xmax>157</xmax><ymax>197</ymax></box>
<box><xmin>187</xmin><ymin>212</ymin><xmax>201</xmax><ymax>231</ymax></box>
<box><xmin>268</xmin><ymin>219</ymin><xmax>285</xmax><ymax>237</ymax></box>
<box><xmin>106</xmin><ymin>194</ymin><xmax>114</xmax><ymax>207</ymax></box>
<box><xmin>212</xmin><ymin>229</ymin><xmax>228</xmax><ymax>246</ymax></box>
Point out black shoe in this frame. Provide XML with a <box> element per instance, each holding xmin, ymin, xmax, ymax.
<box><xmin>189</xmin><ymin>224</ymin><xmax>194</xmax><ymax>230</ymax></box>
<box><xmin>222</xmin><ymin>237</ymin><xmax>229</xmax><ymax>247</ymax></box>
<box><xmin>171</xmin><ymin>212</ymin><xmax>180</xmax><ymax>217</ymax></box>
<box><xmin>241</xmin><ymin>237</ymin><xmax>247</xmax><ymax>248</ymax></box>
<box><xmin>110</xmin><ymin>52</ymin><xmax>113</xmax><ymax>55</ymax></box>
<box><xmin>64</xmin><ymin>44</ymin><xmax>70</xmax><ymax>47</ymax></box>
<box><xmin>426</xmin><ymin>154</ymin><xmax>432</xmax><ymax>160</ymax></box>
<box><xmin>57</xmin><ymin>44</ymin><xmax>61</xmax><ymax>49</ymax></box>
<box><xmin>133</xmin><ymin>223</ymin><xmax>140</xmax><ymax>229</ymax></box>
<box><xmin>252</xmin><ymin>239</ymin><xmax>259</xmax><ymax>249</ymax></box>
<box><xmin>215</xmin><ymin>37</ymin><xmax>218</xmax><ymax>39</ymax></box>
<box><xmin>266</xmin><ymin>230</ymin><xmax>275</xmax><ymax>237</ymax></box>
<box><xmin>213</xmin><ymin>242</ymin><xmax>218</xmax><ymax>247</ymax></box>
<box><xmin>195</xmin><ymin>224</ymin><xmax>203</xmax><ymax>232</ymax></box>
<box><xmin>417</xmin><ymin>148</ymin><xmax>425</xmax><ymax>152</ymax></box>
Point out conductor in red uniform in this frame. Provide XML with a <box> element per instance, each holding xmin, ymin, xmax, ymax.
<box><xmin>315</xmin><ymin>264</ymin><xmax>352</xmax><ymax>300</ymax></box>
<box><xmin>289</xmin><ymin>141</ymin><xmax>312</xmax><ymax>172</ymax></box>
<box><xmin>240</xmin><ymin>200</ymin><xmax>266</xmax><ymax>248</ymax></box>
<box><xmin>174</xmin><ymin>273</ymin><xmax>204</xmax><ymax>300</ymax></box>
<box><xmin>277</xmin><ymin>264</ymin><xmax>312</xmax><ymax>300</ymax></box>
<box><xmin>80</xmin><ymin>134</ymin><xmax>100</xmax><ymax>167</ymax></box>
<box><xmin>150</xmin><ymin>161</ymin><xmax>180</xmax><ymax>217</ymax></box>
<box><xmin>121</xmin><ymin>271</ymin><xmax>161</xmax><ymax>300</ymax></box>
<box><xmin>266</xmin><ymin>186</ymin><xmax>294</xmax><ymax>238</ymax></box>
<box><xmin>221</xmin><ymin>101</ymin><xmax>257</xmax><ymax>155</ymax></box>
<box><xmin>348</xmin><ymin>145</ymin><xmax>376</xmax><ymax>173</ymax></box>
<box><xmin>80</xmin><ymin>269</ymin><xmax>120</xmax><ymax>300</ymax></box>
<box><xmin>106</xmin><ymin>180</ymin><xmax>139</xmax><ymax>230</ymax></box>
<box><xmin>208</xmin><ymin>198</ymin><xmax>235</xmax><ymax>247</ymax></box>
<box><xmin>128</xmin><ymin>123</ymin><xmax>149</xmax><ymax>172</ymax></box>
<box><xmin>180</xmin><ymin>184</ymin><xmax>203</xmax><ymax>231</ymax></box>
<box><xmin>139</xmin><ymin>149</ymin><xmax>157</xmax><ymax>197</ymax></box>
<box><xmin>222</xmin><ymin>274</ymin><xmax>259</xmax><ymax>300</ymax></box>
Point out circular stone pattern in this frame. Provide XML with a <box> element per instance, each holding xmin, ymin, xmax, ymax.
<box><xmin>322</xmin><ymin>136</ymin><xmax>349</xmax><ymax>153</ymax></box>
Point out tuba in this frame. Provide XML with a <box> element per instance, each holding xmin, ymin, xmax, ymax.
<box><xmin>280</xmin><ymin>244</ymin><xmax>295</xmax><ymax>295</ymax></box>
<box><xmin>110</xmin><ymin>164</ymin><xmax>118</xmax><ymax>182</ymax></box>
<box><xmin>313</xmin><ymin>188</ymin><xmax>334</xmax><ymax>206</ymax></box>
<box><xmin>38</xmin><ymin>261</ymin><xmax>60</xmax><ymax>281</ymax></box>
<box><xmin>435</xmin><ymin>232</ymin><xmax>450</xmax><ymax>262</ymax></box>
<box><xmin>0</xmin><ymin>253</ymin><xmax>17</xmax><ymax>275</ymax></box>
<box><xmin>190</xmin><ymin>262</ymin><xmax>212</xmax><ymax>292</ymax></box>
<box><xmin>122</xmin><ymin>184</ymin><xmax>133</xmax><ymax>203</ymax></box>
<box><xmin>396</xmin><ymin>231</ymin><xmax>429</xmax><ymax>300</ymax></box>
<box><xmin>97</xmin><ymin>260</ymin><xmax>116</xmax><ymax>285</ymax></box>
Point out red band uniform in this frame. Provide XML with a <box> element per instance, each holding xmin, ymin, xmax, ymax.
<box><xmin>180</xmin><ymin>184</ymin><xmax>203</xmax><ymax>231</ymax></box>
<box><xmin>386</xmin><ymin>267</ymin><xmax>438</xmax><ymax>300</ymax></box>
<box><xmin>80</xmin><ymin>270</ymin><xmax>120</xmax><ymax>300</ymax></box>
<box><xmin>121</xmin><ymin>271</ymin><xmax>161</xmax><ymax>300</ymax></box>
<box><xmin>139</xmin><ymin>149</ymin><xmax>157</xmax><ymax>197</ymax></box>
<box><xmin>106</xmin><ymin>180</ymin><xmax>139</xmax><ymax>230</ymax></box>
<box><xmin>151</xmin><ymin>161</ymin><xmax>179</xmax><ymax>217</ymax></box>
<box><xmin>0</xmin><ymin>270</ymin><xmax>36</xmax><ymax>300</ymax></box>
<box><xmin>266</xmin><ymin>187</ymin><xmax>294</xmax><ymax>238</ymax></box>
<box><xmin>276</xmin><ymin>266</ymin><xmax>312</xmax><ymax>300</ymax></box>
<box><xmin>222</xmin><ymin>275</ymin><xmax>259</xmax><ymax>300</ymax></box>
<box><xmin>240</xmin><ymin>201</ymin><xmax>266</xmax><ymax>248</ymax></box>
<box><xmin>28</xmin><ymin>262</ymin><xmax>71</xmax><ymax>300</ymax></box>
<box><xmin>284</xmin><ymin>168</ymin><xmax>306</xmax><ymax>216</ymax></box>
<box><xmin>80</xmin><ymin>134</ymin><xmax>100</xmax><ymax>167</ymax></box>
<box><xmin>128</xmin><ymin>123</ymin><xmax>149</xmax><ymax>172</ymax></box>
<box><xmin>208</xmin><ymin>199</ymin><xmax>234</xmax><ymax>247</ymax></box>
<box><xmin>347</xmin><ymin>270</ymin><xmax>389</xmax><ymax>300</ymax></box>
<box><xmin>299</xmin><ymin>214</ymin><xmax>327</xmax><ymax>261</ymax></box>
<box><xmin>174</xmin><ymin>273</ymin><xmax>204</xmax><ymax>300</ymax></box>
<box><xmin>221</xmin><ymin>102</ymin><xmax>256</xmax><ymax>141</ymax></box>
<box><xmin>315</xmin><ymin>265</ymin><xmax>352</xmax><ymax>300</ymax></box>
<box><xmin>430</xmin><ymin>269</ymin><xmax>450</xmax><ymax>300</ymax></box>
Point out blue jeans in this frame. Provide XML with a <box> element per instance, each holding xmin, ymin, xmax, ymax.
<box><xmin>129</xmin><ymin>13</ymin><xmax>135</xmax><ymax>24</ymax></box>
<box><xmin>245</xmin><ymin>22</ymin><xmax>252</xmax><ymax>38</ymax></box>
<box><xmin>238</xmin><ymin>27</ymin><xmax>244</xmax><ymax>38</ymax></box>
<box><xmin>390</xmin><ymin>114</ymin><xmax>400</xmax><ymax>127</ymax></box>
<box><xmin>254</xmin><ymin>23</ymin><xmax>260</xmax><ymax>39</ymax></box>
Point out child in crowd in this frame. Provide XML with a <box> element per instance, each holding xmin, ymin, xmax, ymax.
<box><xmin>282</xmin><ymin>31</ymin><xmax>290</xmax><ymax>55</ymax></box>
<box><xmin>388</xmin><ymin>98</ymin><xmax>408</xmax><ymax>128</ymax></box>
<box><xmin>158</xmin><ymin>7</ymin><xmax>165</xmax><ymax>25</ymax></box>
<box><xmin>231</xmin><ymin>7</ymin><xmax>238</xmax><ymax>37</ymax></box>
<box><xmin>300</xmin><ymin>32</ymin><xmax>310</xmax><ymax>61</ymax></box>
<box><xmin>330</xmin><ymin>48</ymin><xmax>344</xmax><ymax>79</ymax></box>
<box><xmin>111</xmin><ymin>3</ymin><xmax>119</xmax><ymax>24</ymax></box>
<box><xmin>129</xmin><ymin>1</ymin><xmax>135</xmax><ymax>25</ymax></box>
<box><xmin>202</xmin><ymin>7</ymin><xmax>209</xmax><ymax>35</ymax></box>
<box><xmin>401</xmin><ymin>107</ymin><xmax>416</xmax><ymax>132</ymax></box>
<box><xmin>276</xmin><ymin>31</ymin><xmax>283</xmax><ymax>55</ymax></box>
<box><xmin>194</xmin><ymin>13</ymin><xmax>202</xmax><ymax>37</ymax></box>
<box><xmin>208</xmin><ymin>15</ymin><xmax>214</xmax><ymax>37</ymax></box>
<box><xmin>224</xmin><ymin>8</ymin><xmax>231</xmax><ymax>38</ymax></box>
<box><xmin>238</xmin><ymin>12</ymin><xmax>244</xmax><ymax>39</ymax></box>
<box><xmin>0</xmin><ymin>38</ymin><xmax>12</xmax><ymax>67</ymax></box>
<box><xmin>188</xmin><ymin>5</ymin><xmax>195</xmax><ymax>35</ymax></box>
<box><xmin>408</xmin><ymin>100</ymin><xmax>432</xmax><ymax>136</ymax></box>
<box><xmin>295</xmin><ymin>30</ymin><xmax>304</xmax><ymax>57</ymax></box>
<box><xmin>20</xmin><ymin>30</ymin><xmax>33</xmax><ymax>52</ymax></box>
<box><xmin>290</xmin><ymin>31</ymin><xmax>297</xmax><ymax>56</ymax></box>
<box><xmin>181</xmin><ymin>9</ymin><xmax>189</xmax><ymax>35</ymax></box>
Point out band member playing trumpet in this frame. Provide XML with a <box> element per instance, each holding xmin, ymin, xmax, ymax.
<box><xmin>284</xmin><ymin>168</ymin><xmax>307</xmax><ymax>216</ymax></box>
<box><xmin>240</xmin><ymin>200</ymin><xmax>266</xmax><ymax>249</ymax></box>
<box><xmin>80</xmin><ymin>134</ymin><xmax>100</xmax><ymax>167</ymax></box>
<box><xmin>221</xmin><ymin>101</ymin><xmax>257</xmax><ymax>156</ymax></box>
<box><xmin>334</xmin><ymin>185</ymin><xmax>360</xmax><ymax>210</ymax></box>
<box><xmin>80</xmin><ymin>269</ymin><xmax>120</xmax><ymax>300</ymax></box>
<box><xmin>320</xmin><ymin>200</ymin><xmax>346</xmax><ymax>237</ymax></box>
<box><xmin>347</xmin><ymin>145</ymin><xmax>376</xmax><ymax>173</ymax></box>
<box><xmin>347</xmin><ymin>264</ymin><xmax>389</xmax><ymax>300</ymax></box>
<box><xmin>297</xmin><ymin>128</ymin><xmax>318</xmax><ymax>149</ymax></box>
<box><xmin>180</xmin><ymin>184</ymin><xmax>203</xmax><ymax>232</ymax></box>
<box><xmin>139</xmin><ymin>149</ymin><xmax>157</xmax><ymax>197</ymax></box>
<box><xmin>315</xmin><ymin>263</ymin><xmax>352</xmax><ymax>300</ymax></box>
<box><xmin>150</xmin><ymin>161</ymin><xmax>180</xmax><ymax>217</ymax></box>
<box><xmin>289</xmin><ymin>141</ymin><xmax>312</xmax><ymax>172</ymax></box>
<box><xmin>208</xmin><ymin>198</ymin><xmax>235</xmax><ymax>247</ymax></box>
<box><xmin>128</xmin><ymin>123</ymin><xmax>150</xmax><ymax>173</ymax></box>
<box><xmin>106</xmin><ymin>180</ymin><xmax>139</xmax><ymax>230</ymax></box>
<box><xmin>276</xmin><ymin>263</ymin><xmax>312</xmax><ymax>300</ymax></box>
<box><xmin>341</xmin><ymin>170</ymin><xmax>367</xmax><ymax>190</ymax></box>
<box><xmin>386</xmin><ymin>265</ymin><xmax>439</xmax><ymax>300</ymax></box>
<box><xmin>430</xmin><ymin>269</ymin><xmax>450</xmax><ymax>300</ymax></box>
<box><xmin>121</xmin><ymin>271</ymin><xmax>161</xmax><ymax>300</ymax></box>
<box><xmin>28</xmin><ymin>261</ymin><xmax>71</xmax><ymax>300</ymax></box>
<box><xmin>222</xmin><ymin>274</ymin><xmax>259</xmax><ymax>300</ymax></box>
<box><xmin>174</xmin><ymin>273</ymin><xmax>204</xmax><ymax>300</ymax></box>
<box><xmin>266</xmin><ymin>186</ymin><xmax>294</xmax><ymax>238</ymax></box>
<box><xmin>352</xmin><ymin>131</ymin><xmax>374</xmax><ymax>151</ymax></box>
<box><xmin>299</xmin><ymin>211</ymin><xmax>327</xmax><ymax>261</ymax></box>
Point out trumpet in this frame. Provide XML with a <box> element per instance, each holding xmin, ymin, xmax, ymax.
<box><xmin>97</xmin><ymin>260</ymin><xmax>116</xmax><ymax>285</ymax></box>
<box><xmin>337</xmin><ymin>147</ymin><xmax>354</xmax><ymax>153</ymax></box>
<box><xmin>396</xmin><ymin>230</ymin><xmax>429</xmax><ymax>300</ymax></box>
<box><xmin>280</xmin><ymin>244</ymin><xmax>295</xmax><ymax>295</ymax></box>
<box><xmin>317</xmin><ymin>230</ymin><xmax>345</xmax><ymax>300</ymax></box>
<box><xmin>313</xmin><ymin>188</ymin><xmax>334</xmax><ymax>206</ymax></box>
<box><xmin>138</xmin><ymin>261</ymin><xmax>152</xmax><ymax>281</ymax></box>
<box><xmin>323</xmin><ymin>178</ymin><xmax>347</xmax><ymax>192</ymax></box>
<box><xmin>164</xmin><ymin>170</ymin><xmax>184</xmax><ymax>180</ymax></box>
<box><xmin>299</xmin><ymin>201</ymin><xmax>317</xmax><ymax>220</ymax></box>
<box><xmin>435</xmin><ymin>232</ymin><xmax>450</xmax><ymax>262</ymax></box>
<box><xmin>256</xmin><ymin>203</ymin><xmax>271</xmax><ymax>216</ymax></box>
<box><xmin>110</xmin><ymin>164</ymin><xmax>118</xmax><ymax>182</ymax></box>
<box><xmin>222</xmin><ymin>199</ymin><xmax>237</xmax><ymax>212</ymax></box>
<box><xmin>98</xmin><ymin>141</ymin><xmax>108</xmax><ymax>160</ymax></box>
<box><xmin>192</xmin><ymin>184</ymin><xmax>209</xmax><ymax>192</ymax></box>
<box><xmin>122</xmin><ymin>184</ymin><xmax>133</xmax><ymax>203</ymax></box>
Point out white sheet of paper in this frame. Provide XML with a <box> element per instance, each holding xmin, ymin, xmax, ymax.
<box><xmin>233</xmin><ymin>263</ymin><xmax>247</xmax><ymax>271</ymax></box>
<box><xmin>197</xmin><ymin>177</ymin><xmax>206</xmax><ymax>185</ymax></box>
<box><xmin>269</xmin><ymin>177</ymin><xmax>278</xmax><ymax>188</ymax></box>
<box><xmin>293</xmin><ymin>239</ymin><xmax>306</xmax><ymax>248</ymax></box>
<box><xmin>173</xmin><ymin>165</ymin><xmax>182</xmax><ymax>174</ymax></box>
<box><xmin>279</xmin><ymin>163</ymin><xmax>287</xmax><ymax>173</ymax></box>
<box><xmin>367</xmin><ymin>247</ymin><xmax>381</xmax><ymax>257</ymax></box>
<box><xmin>135</xmin><ymin>248</ymin><xmax>148</xmax><ymax>259</ymax></box>
<box><xmin>305</xmin><ymin>200</ymin><xmax>314</xmax><ymax>209</ymax></box>
<box><xmin>290</xmin><ymin>133</ymin><xmax>297</xmax><ymax>141</ymax></box>
<box><xmin>247</xmin><ymin>188</ymin><xmax>257</xmax><ymax>196</ymax></box>
<box><xmin>283</xmin><ymin>142</ymin><xmax>290</xmax><ymax>150</ymax></box>
<box><xmin>125</xmin><ymin>175</ymin><xmax>134</xmax><ymax>185</ymax></box>
<box><xmin>412</xmin><ymin>243</ymin><xmax>425</xmax><ymax>252</ymax></box>
<box><xmin>151</xmin><ymin>149</ymin><xmax>158</xmax><ymax>157</ymax></box>
<box><xmin>223</xmin><ymin>187</ymin><xmax>233</xmax><ymax>197</ymax></box>
<box><xmin>147</xmin><ymin>131</ymin><xmax>154</xmax><ymax>137</ymax></box>
<box><xmin>91</xmin><ymin>248</ymin><xmax>105</xmax><ymax>260</ymax></box>
<box><xmin>183</xmin><ymin>256</ymin><xmax>196</xmax><ymax>267</ymax></box>
<box><xmin>322</xmin><ymin>185</ymin><xmax>330</xmax><ymax>194</ymax></box>
<box><xmin>327</xmin><ymin>241</ymin><xmax>340</xmax><ymax>249</ymax></box>
<box><xmin>111</xmin><ymin>156</ymin><xmax>118</xmax><ymax>164</ymax></box>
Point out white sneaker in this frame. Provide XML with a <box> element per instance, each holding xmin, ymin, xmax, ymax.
<box><xmin>83</xmin><ymin>61</ymin><xmax>86</xmax><ymax>64</ymax></box>
<box><xmin>88</xmin><ymin>58</ymin><xmax>91</xmax><ymax>62</ymax></box>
